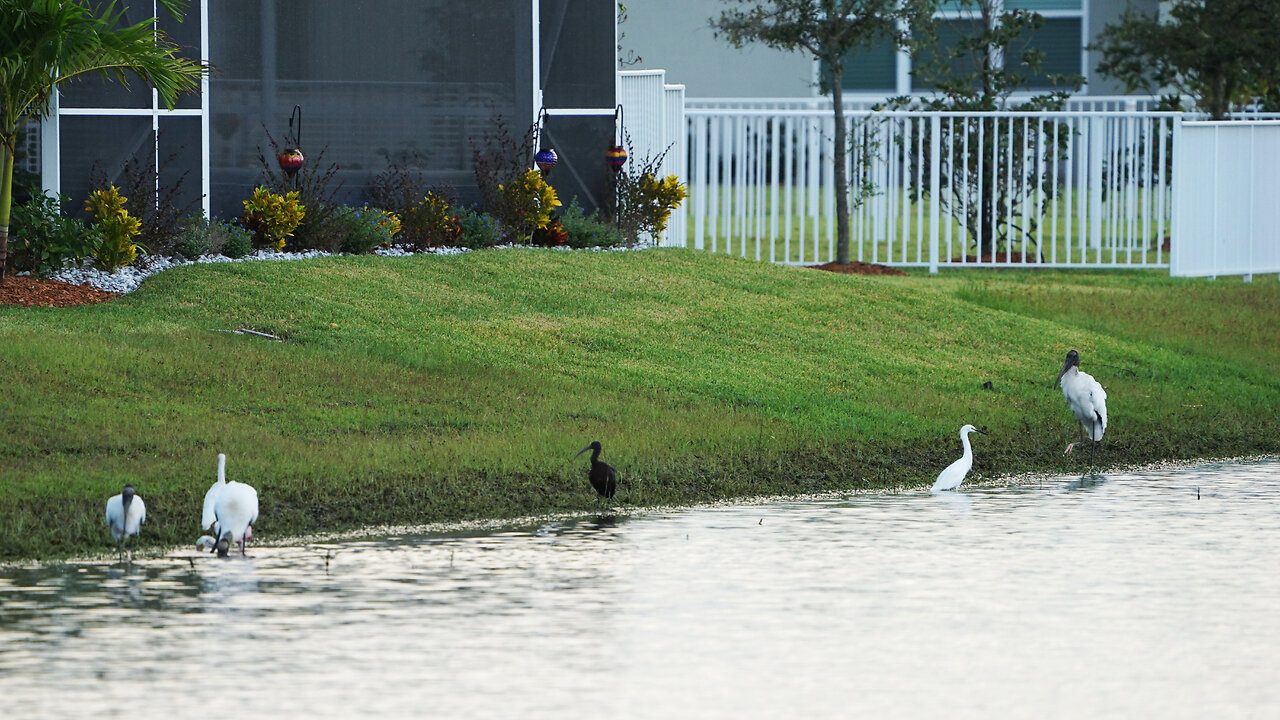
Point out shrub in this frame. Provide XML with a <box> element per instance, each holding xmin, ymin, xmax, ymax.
<box><xmin>401</xmin><ymin>190</ymin><xmax>462</xmax><ymax>248</ymax></box>
<box><xmin>498</xmin><ymin>168</ymin><xmax>561</xmax><ymax>240</ymax></box>
<box><xmin>558</xmin><ymin>199</ymin><xmax>629</xmax><ymax>249</ymax></box>
<box><xmin>454</xmin><ymin>206</ymin><xmax>502</xmax><ymax>249</ymax></box>
<box><xmin>332</xmin><ymin>206</ymin><xmax>401</xmax><ymax>254</ymax></box>
<box><xmin>88</xmin><ymin>141</ymin><xmax>195</xmax><ymax>257</ymax></box>
<box><xmin>7</xmin><ymin>192</ymin><xmax>100</xmax><ymax>275</ymax></box>
<box><xmin>369</xmin><ymin>151</ymin><xmax>430</xmax><ymax>219</ymax></box>
<box><xmin>242</xmin><ymin>186</ymin><xmax>305</xmax><ymax>251</ymax></box>
<box><xmin>172</xmin><ymin>214</ymin><xmax>254</xmax><ymax>259</ymax></box>
<box><xmin>84</xmin><ymin>186</ymin><xmax>144</xmax><ymax>270</ymax></box>
<box><xmin>256</xmin><ymin>130</ymin><xmax>345</xmax><ymax>251</ymax></box>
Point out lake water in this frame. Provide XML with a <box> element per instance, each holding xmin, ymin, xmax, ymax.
<box><xmin>2</xmin><ymin>460</ymin><xmax>1278</xmax><ymax>719</ymax></box>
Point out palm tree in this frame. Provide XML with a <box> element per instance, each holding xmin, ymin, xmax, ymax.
<box><xmin>0</xmin><ymin>0</ymin><xmax>207</xmax><ymax>281</ymax></box>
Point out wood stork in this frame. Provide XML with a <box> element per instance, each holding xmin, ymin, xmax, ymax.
<box><xmin>574</xmin><ymin>441</ymin><xmax>617</xmax><ymax>506</ymax></box>
<box><xmin>1056</xmin><ymin>349</ymin><xmax>1108</xmax><ymax>463</ymax></box>
<box><xmin>932</xmin><ymin>424</ymin><xmax>987</xmax><ymax>492</ymax></box>
<box><xmin>105</xmin><ymin>484</ymin><xmax>146</xmax><ymax>564</ymax></box>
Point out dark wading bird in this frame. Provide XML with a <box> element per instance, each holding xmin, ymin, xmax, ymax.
<box><xmin>574</xmin><ymin>441</ymin><xmax>618</xmax><ymax>507</ymax></box>
<box><xmin>105</xmin><ymin>484</ymin><xmax>146</xmax><ymax>564</ymax></box>
<box><xmin>1056</xmin><ymin>349</ymin><xmax>1108</xmax><ymax>468</ymax></box>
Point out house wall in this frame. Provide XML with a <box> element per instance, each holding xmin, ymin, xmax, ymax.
<box><xmin>624</xmin><ymin>0</ymin><xmax>1159</xmax><ymax>99</ymax></box>
<box><xmin>624</xmin><ymin>0</ymin><xmax>816</xmax><ymax>97</ymax></box>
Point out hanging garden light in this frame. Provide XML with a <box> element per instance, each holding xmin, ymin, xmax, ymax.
<box><xmin>276</xmin><ymin>105</ymin><xmax>305</xmax><ymax>178</ymax></box>
<box><xmin>530</xmin><ymin>107</ymin><xmax>558</xmax><ymax>174</ymax></box>
<box><xmin>607</xmin><ymin>104</ymin><xmax>627</xmax><ymax>172</ymax></box>
<box><xmin>535</xmin><ymin>148</ymin><xmax>558</xmax><ymax>174</ymax></box>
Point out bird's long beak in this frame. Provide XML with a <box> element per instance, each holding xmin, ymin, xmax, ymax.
<box><xmin>1055</xmin><ymin>361</ymin><xmax>1071</xmax><ymax>388</ymax></box>
<box><xmin>975</xmin><ymin>427</ymin><xmax>989</xmax><ymax>435</ymax></box>
<box><xmin>573</xmin><ymin>445</ymin><xmax>591</xmax><ymax>459</ymax></box>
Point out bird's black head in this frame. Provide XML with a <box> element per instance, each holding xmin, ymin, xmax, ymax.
<box><xmin>574</xmin><ymin>441</ymin><xmax>603</xmax><ymax>460</ymax></box>
<box><xmin>1056</xmin><ymin>350</ymin><xmax>1080</xmax><ymax>387</ymax></box>
<box><xmin>122</xmin><ymin>484</ymin><xmax>136</xmax><ymax>500</ymax></box>
<box><xmin>216</xmin><ymin>531</ymin><xmax>232</xmax><ymax>558</ymax></box>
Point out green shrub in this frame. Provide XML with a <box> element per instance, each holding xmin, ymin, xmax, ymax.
<box><xmin>454</xmin><ymin>206</ymin><xmax>502</xmax><ymax>249</ymax></box>
<box><xmin>401</xmin><ymin>190</ymin><xmax>462</xmax><ymax>248</ymax></box>
<box><xmin>242</xmin><ymin>186</ymin><xmax>305</xmax><ymax>251</ymax></box>
<box><xmin>221</xmin><ymin>220</ymin><xmax>254</xmax><ymax>259</ymax></box>
<box><xmin>333</xmin><ymin>207</ymin><xmax>400</xmax><ymax>254</ymax></box>
<box><xmin>172</xmin><ymin>215</ymin><xmax>254</xmax><ymax>259</ymax></box>
<box><xmin>7</xmin><ymin>192</ymin><xmax>100</xmax><ymax>276</ymax></box>
<box><xmin>559</xmin><ymin>199</ymin><xmax>629</xmax><ymax>249</ymax></box>
<box><xmin>84</xmin><ymin>186</ymin><xmax>144</xmax><ymax>270</ymax></box>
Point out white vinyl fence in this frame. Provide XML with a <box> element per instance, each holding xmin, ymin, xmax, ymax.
<box><xmin>1172</xmin><ymin>121</ymin><xmax>1280</xmax><ymax>279</ymax></box>
<box><xmin>618</xmin><ymin>70</ymin><xmax>686</xmax><ymax>247</ymax></box>
<box><xmin>685</xmin><ymin>109</ymin><xmax>1179</xmax><ymax>270</ymax></box>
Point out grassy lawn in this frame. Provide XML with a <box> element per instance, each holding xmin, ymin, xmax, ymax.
<box><xmin>2</xmin><ymin>249</ymin><xmax>1277</xmax><ymax>560</ymax></box>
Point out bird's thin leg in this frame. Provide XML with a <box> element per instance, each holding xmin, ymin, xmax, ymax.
<box><xmin>239</xmin><ymin>539</ymin><xmax>246</xmax><ymax>556</ymax></box>
<box><xmin>117</xmin><ymin>539</ymin><xmax>123</xmax><ymax>565</ymax></box>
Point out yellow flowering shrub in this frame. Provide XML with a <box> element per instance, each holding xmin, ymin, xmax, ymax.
<box><xmin>498</xmin><ymin>169</ymin><xmax>561</xmax><ymax>239</ymax></box>
<box><xmin>84</xmin><ymin>186</ymin><xmax>142</xmax><ymax>270</ymax></box>
<box><xmin>242</xmin><ymin>186</ymin><xmax>306</xmax><ymax>251</ymax></box>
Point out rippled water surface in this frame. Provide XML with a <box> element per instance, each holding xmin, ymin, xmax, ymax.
<box><xmin>3</xmin><ymin>460</ymin><xmax>1279</xmax><ymax>718</ymax></box>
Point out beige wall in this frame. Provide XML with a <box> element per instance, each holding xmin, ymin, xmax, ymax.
<box><xmin>622</xmin><ymin>0</ymin><xmax>816</xmax><ymax>97</ymax></box>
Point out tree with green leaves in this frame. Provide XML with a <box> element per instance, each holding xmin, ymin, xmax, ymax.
<box><xmin>0</xmin><ymin>0</ymin><xmax>207</xmax><ymax>281</ymax></box>
<box><xmin>710</xmin><ymin>0</ymin><xmax>934</xmax><ymax>265</ymax></box>
<box><xmin>1091</xmin><ymin>0</ymin><xmax>1280</xmax><ymax>120</ymax></box>
<box><xmin>887</xmin><ymin>0</ymin><xmax>1082</xmax><ymax>256</ymax></box>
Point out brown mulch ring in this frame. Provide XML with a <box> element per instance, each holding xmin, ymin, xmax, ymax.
<box><xmin>807</xmin><ymin>261</ymin><xmax>908</xmax><ymax>276</ymax></box>
<box><xmin>0</xmin><ymin>276</ymin><xmax>118</xmax><ymax>308</ymax></box>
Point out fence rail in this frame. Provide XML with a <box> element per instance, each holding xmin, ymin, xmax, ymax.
<box><xmin>685</xmin><ymin>109</ymin><xmax>1179</xmax><ymax>270</ymax></box>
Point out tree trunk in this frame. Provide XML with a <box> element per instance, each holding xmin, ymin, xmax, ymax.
<box><xmin>831</xmin><ymin>64</ymin><xmax>851</xmax><ymax>266</ymax></box>
<box><xmin>0</xmin><ymin>140</ymin><xmax>13</xmax><ymax>282</ymax></box>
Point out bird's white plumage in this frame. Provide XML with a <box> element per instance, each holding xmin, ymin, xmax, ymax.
<box><xmin>201</xmin><ymin>453</ymin><xmax>227</xmax><ymax>531</ymax></box>
<box><xmin>214</xmin><ymin>480</ymin><xmax>258</xmax><ymax>547</ymax></box>
<box><xmin>105</xmin><ymin>492</ymin><xmax>146</xmax><ymax>541</ymax></box>
<box><xmin>932</xmin><ymin>424</ymin><xmax>983</xmax><ymax>492</ymax></box>
<box><xmin>1060</xmin><ymin>367</ymin><xmax>1108</xmax><ymax>443</ymax></box>
<box><xmin>195</xmin><ymin>535</ymin><xmax>218</xmax><ymax>552</ymax></box>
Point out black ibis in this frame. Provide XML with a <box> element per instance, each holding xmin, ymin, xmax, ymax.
<box><xmin>574</xmin><ymin>440</ymin><xmax>618</xmax><ymax>506</ymax></box>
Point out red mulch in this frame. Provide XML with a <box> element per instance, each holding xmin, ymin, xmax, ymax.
<box><xmin>0</xmin><ymin>276</ymin><xmax>117</xmax><ymax>308</ymax></box>
<box><xmin>808</xmin><ymin>261</ymin><xmax>908</xmax><ymax>276</ymax></box>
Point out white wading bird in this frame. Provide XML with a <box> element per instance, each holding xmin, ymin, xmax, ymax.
<box><xmin>1056</xmin><ymin>349</ymin><xmax>1108</xmax><ymax>464</ymax></box>
<box><xmin>105</xmin><ymin>484</ymin><xmax>146</xmax><ymax>564</ymax></box>
<box><xmin>202</xmin><ymin>453</ymin><xmax>259</xmax><ymax>557</ymax></box>
<box><xmin>932</xmin><ymin>424</ymin><xmax>988</xmax><ymax>492</ymax></box>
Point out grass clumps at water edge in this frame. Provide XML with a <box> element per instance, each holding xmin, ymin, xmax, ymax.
<box><xmin>1</xmin><ymin>249</ymin><xmax>1278</xmax><ymax>560</ymax></box>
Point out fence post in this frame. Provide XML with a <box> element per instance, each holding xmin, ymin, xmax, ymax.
<box><xmin>929</xmin><ymin>114</ymin><xmax>941</xmax><ymax>274</ymax></box>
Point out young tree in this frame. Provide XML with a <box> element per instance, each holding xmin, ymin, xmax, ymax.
<box><xmin>0</xmin><ymin>0</ymin><xmax>207</xmax><ymax>281</ymax></box>
<box><xmin>710</xmin><ymin>0</ymin><xmax>934</xmax><ymax>265</ymax></box>
<box><xmin>888</xmin><ymin>0</ymin><xmax>1082</xmax><ymax>256</ymax></box>
<box><xmin>1092</xmin><ymin>0</ymin><xmax>1280</xmax><ymax>119</ymax></box>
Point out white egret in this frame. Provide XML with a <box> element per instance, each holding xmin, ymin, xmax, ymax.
<box><xmin>212</xmin><ymin>467</ymin><xmax>258</xmax><ymax>557</ymax></box>
<box><xmin>105</xmin><ymin>484</ymin><xmax>146</xmax><ymax>563</ymax></box>
<box><xmin>201</xmin><ymin>453</ymin><xmax>227</xmax><ymax>537</ymax></box>
<box><xmin>1056</xmin><ymin>349</ymin><xmax>1108</xmax><ymax>463</ymax></box>
<box><xmin>932</xmin><ymin>424</ymin><xmax>987</xmax><ymax>492</ymax></box>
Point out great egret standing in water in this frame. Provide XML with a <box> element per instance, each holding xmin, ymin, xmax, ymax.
<box><xmin>1056</xmin><ymin>349</ymin><xmax>1108</xmax><ymax>465</ymax></box>
<box><xmin>574</xmin><ymin>441</ymin><xmax>617</xmax><ymax>506</ymax></box>
<box><xmin>105</xmin><ymin>484</ymin><xmax>146</xmax><ymax>564</ymax></box>
<box><xmin>202</xmin><ymin>453</ymin><xmax>227</xmax><ymax>538</ymax></box>
<box><xmin>932</xmin><ymin>425</ymin><xmax>987</xmax><ymax>492</ymax></box>
<box><xmin>205</xmin><ymin>454</ymin><xmax>258</xmax><ymax>556</ymax></box>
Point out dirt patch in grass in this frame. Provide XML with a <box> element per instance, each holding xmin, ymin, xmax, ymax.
<box><xmin>808</xmin><ymin>261</ymin><xmax>908</xmax><ymax>277</ymax></box>
<box><xmin>0</xmin><ymin>276</ymin><xmax>117</xmax><ymax>308</ymax></box>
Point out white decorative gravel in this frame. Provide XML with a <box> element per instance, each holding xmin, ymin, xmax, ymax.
<box><xmin>41</xmin><ymin>242</ymin><xmax>654</xmax><ymax>295</ymax></box>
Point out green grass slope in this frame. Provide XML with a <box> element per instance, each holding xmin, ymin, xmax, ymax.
<box><xmin>2</xmin><ymin>249</ymin><xmax>1277</xmax><ymax>559</ymax></box>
